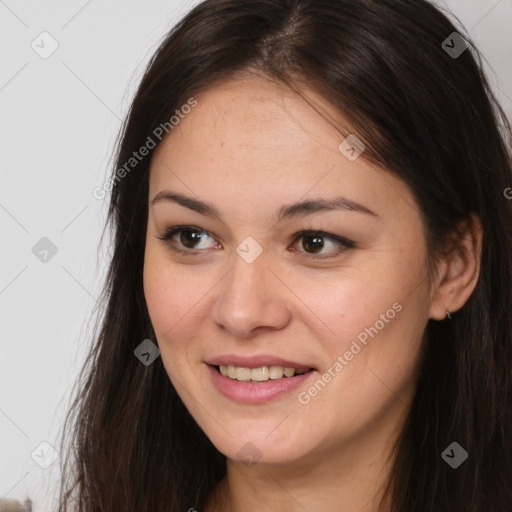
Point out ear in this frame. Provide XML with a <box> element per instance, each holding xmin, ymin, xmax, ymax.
<box><xmin>429</xmin><ymin>213</ymin><xmax>483</xmax><ymax>320</ymax></box>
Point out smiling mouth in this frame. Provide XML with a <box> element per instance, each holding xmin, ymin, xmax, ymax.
<box><xmin>212</xmin><ymin>364</ymin><xmax>315</xmax><ymax>383</ymax></box>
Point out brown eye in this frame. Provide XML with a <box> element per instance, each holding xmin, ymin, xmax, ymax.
<box><xmin>301</xmin><ymin>234</ymin><xmax>326</xmax><ymax>254</ymax></box>
<box><xmin>290</xmin><ymin>230</ymin><xmax>354</xmax><ymax>259</ymax></box>
<box><xmin>156</xmin><ymin>226</ymin><xmax>220</xmax><ymax>254</ymax></box>
<box><xmin>179</xmin><ymin>229</ymin><xmax>207</xmax><ymax>249</ymax></box>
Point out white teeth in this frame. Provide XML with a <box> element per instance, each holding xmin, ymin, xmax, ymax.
<box><xmin>236</xmin><ymin>367</ymin><xmax>251</xmax><ymax>381</ymax></box>
<box><xmin>283</xmin><ymin>367</ymin><xmax>295</xmax><ymax>377</ymax></box>
<box><xmin>250</xmin><ymin>366</ymin><xmax>270</xmax><ymax>381</ymax></box>
<box><xmin>218</xmin><ymin>365</ymin><xmax>310</xmax><ymax>382</ymax></box>
<box><xmin>269</xmin><ymin>366</ymin><xmax>284</xmax><ymax>379</ymax></box>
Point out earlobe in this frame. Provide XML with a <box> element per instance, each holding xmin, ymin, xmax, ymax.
<box><xmin>428</xmin><ymin>214</ymin><xmax>483</xmax><ymax>321</ymax></box>
<box><xmin>429</xmin><ymin>279</ymin><xmax>454</xmax><ymax>321</ymax></box>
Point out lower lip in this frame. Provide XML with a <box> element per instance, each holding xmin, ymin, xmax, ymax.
<box><xmin>207</xmin><ymin>364</ymin><xmax>316</xmax><ymax>404</ymax></box>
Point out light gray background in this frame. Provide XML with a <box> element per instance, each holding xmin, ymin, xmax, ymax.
<box><xmin>1</xmin><ymin>1</ymin><xmax>511</xmax><ymax>510</ymax></box>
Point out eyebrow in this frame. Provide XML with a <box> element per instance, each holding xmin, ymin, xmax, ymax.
<box><xmin>151</xmin><ymin>190</ymin><xmax>381</xmax><ymax>222</ymax></box>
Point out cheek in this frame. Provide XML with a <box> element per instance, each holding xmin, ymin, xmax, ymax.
<box><xmin>329</xmin><ymin>296</ymin><xmax>426</xmax><ymax>415</ymax></box>
<box><xmin>286</xmin><ymin>264</ymin><xmax>402</xmax><ymax>345</ymax></box>
<box><xmin>143</xmin><ymin>245</ymin><xmax>219</xmax><ymax>373</ymax></box>
<box><xmin>298</xmin><ymin>250</ymin><xmax>428</xmax><ymax>378</ymax></box>
<box><xmin>144</xmin><ymin>260</ymin><xmax>175</xmax><ymax>334</ymax></box>
<box><xmin>143</xmin><ymin>246</ymin><xmax>198</xmax><ymax>342</ymax></box>
<box><xmin>143</xmin><ymin>260</ymin><xmax>193</xmax><ymax>384</ymax></box>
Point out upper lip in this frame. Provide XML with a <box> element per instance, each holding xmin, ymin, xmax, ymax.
<box><xmin>206</xmin><ymin>355</ymin><xmax>315</xmax><ymax>370</ymax></box>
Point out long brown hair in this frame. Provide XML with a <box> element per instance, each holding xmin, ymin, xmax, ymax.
<box><xmin>57</xmin><ymin>0</ymin><xmax>512</xmax><ymax>510</ymax></box>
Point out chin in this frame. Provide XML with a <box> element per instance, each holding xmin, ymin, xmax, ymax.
<box><xmin>202</xmin><ymin>422</ymin><xmax>315</xmax><ymax>466</ymax></box>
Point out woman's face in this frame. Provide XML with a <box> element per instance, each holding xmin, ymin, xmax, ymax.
<box><xmin>143</xmin><ymin>74</ymin><xmax>435</xmax><ymax>465</ymax></box>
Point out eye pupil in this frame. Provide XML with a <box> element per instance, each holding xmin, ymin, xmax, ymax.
<box><xmin>180</xmin><ymin>230</ymin><xmax>202</xmax><ymax>248</ymax></box>
<box><xmin>302</xmin><ymin>235</ymin><xmax>324</xmax><ymax>254</ymax></box>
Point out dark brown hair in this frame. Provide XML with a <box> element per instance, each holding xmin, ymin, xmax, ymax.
<box><xmin>57</xmin><ymin>0</ymin><xmax>512</xmax><ymax>510</ymax></box>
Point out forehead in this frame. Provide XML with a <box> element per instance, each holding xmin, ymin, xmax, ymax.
<box><xmin>153</xmin><ymin>75</ymin><xmax>345</xmax><ymax>164</ymax></box>
<box><xmin>148</xmin><ymin>75</ymin><xmax>415</xmax><ymax>223</ymax></box>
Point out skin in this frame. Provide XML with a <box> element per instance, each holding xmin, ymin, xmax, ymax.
<box><xmin>143</xmin><ymin>72</ymin><xmax>482</xmax><ymax>512</ymax></box>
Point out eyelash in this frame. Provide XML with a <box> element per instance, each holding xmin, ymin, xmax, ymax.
<box><xmin>155</xmin><ymin>225</ymin><xmax>355</xmax><ymax>259</ymax></box>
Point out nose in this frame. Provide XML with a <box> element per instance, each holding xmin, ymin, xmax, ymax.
<box><xmin>212</xmin><ymin>251</ymin><xmax>292</xmax><ymax>338</ymax></box>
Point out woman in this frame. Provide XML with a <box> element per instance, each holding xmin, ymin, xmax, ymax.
<box><xmin>57</xmin><ymin>0</ymin><xmax>512</xmax><ymax>510</ymax></box>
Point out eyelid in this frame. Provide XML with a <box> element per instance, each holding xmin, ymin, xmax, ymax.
<box><xmin>155</xmin><ymin>225</ymin><xmax>220</xmax><ymax>255</ymax></box>
<box><xmin>289</xmin><ymin>230</ymin><xmax>354</xmax><ymax>259</ymax></box>
<box><xmin>292</xmin><ymin>229</ymin><xmax>354</xmax><ymax>247</ymax></box>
